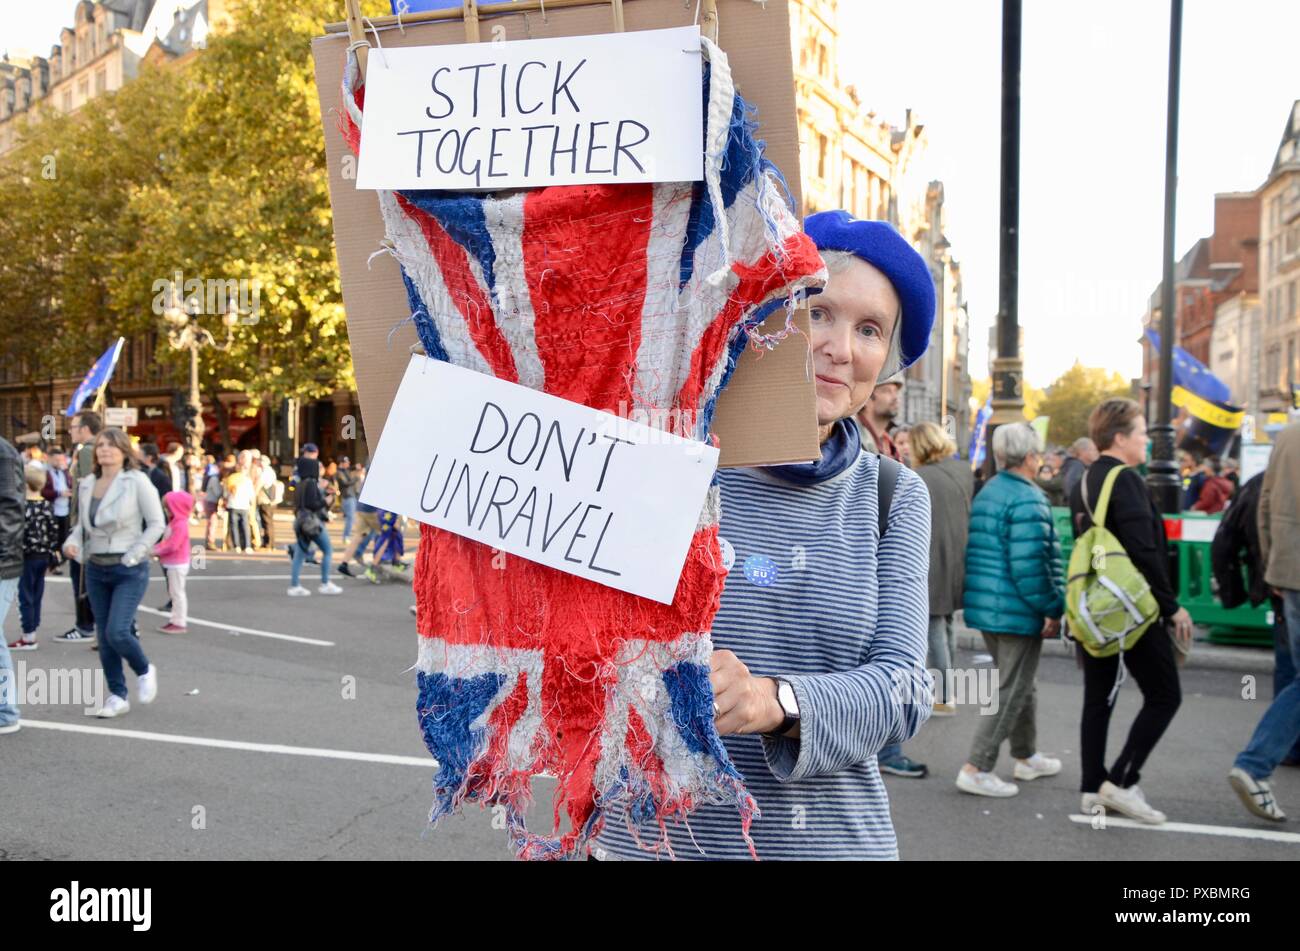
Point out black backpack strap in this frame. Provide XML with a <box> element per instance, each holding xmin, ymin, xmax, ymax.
<box><xmin>878</xmin><ymin>455</ymin><xmax>900</xmax><ymax>540</ymax></box>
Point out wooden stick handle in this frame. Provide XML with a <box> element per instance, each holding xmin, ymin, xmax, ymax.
<box><xmin>343</xmin><ymin>0</ymin><xmax>367</xmax><ymax>76</ymax></box>
<box><xmin>700</xmin><ymin>0</ymin><xmax>719</xmax><ymax>44</ymax></box>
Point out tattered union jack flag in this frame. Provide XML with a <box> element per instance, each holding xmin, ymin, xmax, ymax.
<box><xmin>340</xmin><ymin>37</ymin><xmax>825</xmax><ymax>860</ymax></box>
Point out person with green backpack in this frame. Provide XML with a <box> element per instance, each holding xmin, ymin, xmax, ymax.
<box><xmin>1068</xmin><ymin>399</ymin><xmax>1193</xmax><ymax>825</ymax></box>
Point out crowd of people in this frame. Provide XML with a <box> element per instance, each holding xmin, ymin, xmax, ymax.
<box><xmin>0</xmin><ymin>410</ymin><xmax>410</xmax><ymax>725</ymax></box>
<box><xmin>856</xmin><ymin>378</ymin><xmax>1300</xmax><ymax>829</ymax></box>
<box><xmin>1</xmin><ymin>214</ymin><xmax>1296</xmax><ymax>860</ymax></box>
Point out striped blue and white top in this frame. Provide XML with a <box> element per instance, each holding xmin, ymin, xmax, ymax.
<box><xmin>595</xmin><ymin>449</ymin><xmax>933</xmax><ymax>860</ymax></box>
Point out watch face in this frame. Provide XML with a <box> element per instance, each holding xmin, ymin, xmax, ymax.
<box><xmin>778</xmin><ymin>681</ymin><xmax>799</xmax><ymax>718</ymax></box>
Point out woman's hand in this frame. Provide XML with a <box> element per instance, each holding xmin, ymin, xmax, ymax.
<box><xmin>63</xmin><ymin>540</ymin><xmax>79</xmax><ymax>561</ymax></box>
<box><xmin>710</xmin><ymin>650</ymin><xmax>783</xmax><ymax>736</ymax></box>
<box><xmin>1170</xmin><ymin>607</ymin><xmax>1193</xmax><ymax>651</ymax></box>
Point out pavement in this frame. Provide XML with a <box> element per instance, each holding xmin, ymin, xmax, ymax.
<box><xmin>1</xmin><ymin>513</ymin><xmax>1295</xmax><ymax>861</ymax></box>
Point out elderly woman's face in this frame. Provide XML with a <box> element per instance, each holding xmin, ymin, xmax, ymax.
<box><xmin>809</xmin><ymin>258</ymin><xmax>900</xmax><ymax>426</ymax></box>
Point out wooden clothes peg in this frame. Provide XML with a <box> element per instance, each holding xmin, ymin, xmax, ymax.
<box><xmin>463</xmin><ymin>0</ymin><xmax>481</xmax><ymax>42</ymax></box>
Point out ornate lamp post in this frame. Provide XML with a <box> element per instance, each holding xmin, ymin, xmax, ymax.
<box><xmin>163</xmin><ymin>294</ymin><xmax>237</xmax><ymax>459</ymax></box>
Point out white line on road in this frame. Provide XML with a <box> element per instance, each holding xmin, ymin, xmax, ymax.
<box><xmin>135</xmin><ymin>605</ymin><xmax>335</xmax><ymax>647</ymax></box>
<box><xmin>49</xmin><ymin>574</ymin><xmax>297</xmax><ymax>582</ymax></box>
<box><xmin>1068</xmin><ymin>813</ymin><xmax>1300</xmax><ymax>844</ymax></box>
<box><xmin>21</xmin><ymin>719</ymin><xmax>436</xmax><ymax>768</ymax></box>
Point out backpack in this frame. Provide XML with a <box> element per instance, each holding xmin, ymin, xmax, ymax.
<box><xmin>1065</xmin><ymin>465</ymin><xmax>1159</xmax><ymax>658</ymax></box>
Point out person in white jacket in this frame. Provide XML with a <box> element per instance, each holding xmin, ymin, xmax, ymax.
<box><xmin>63</xmin><ymin>427</ymin><xmax>166</xmax><ymax>718</ymax></box>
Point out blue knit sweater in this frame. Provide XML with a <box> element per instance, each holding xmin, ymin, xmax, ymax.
<box><xmin>595</xmin><ymin>434</ymin><xmax>933</xmax><ymax>860</ymax></box>
<box><xmin>961</xmin><ymin>470</ymin><xmax>1065</xmax><ymax>636</ymax></box>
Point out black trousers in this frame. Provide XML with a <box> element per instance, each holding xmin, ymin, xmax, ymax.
<box><xmin>69</xmin><ymin>556</ymin><xmax>96</xmax><ymax>632</ymax></box>
<box><xmin>1080</xmin><ymin>625</ymin><xmax>1182</xmax><ymax>792</ymax></box>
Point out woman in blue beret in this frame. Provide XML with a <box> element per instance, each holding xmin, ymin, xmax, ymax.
<box><xmin>595</xmin><ymin>211</ymin><xmax>935</xmax><ymax>860</ymax></box>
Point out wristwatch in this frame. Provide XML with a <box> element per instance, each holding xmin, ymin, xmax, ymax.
<box><xmin>767</xmin><ymin>678</ymin><xmax>800</xmax><ymax>737</ymax></box>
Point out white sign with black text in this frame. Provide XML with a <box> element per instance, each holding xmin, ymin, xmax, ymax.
<box><xmin>355</xmin><ymin>26</ymin><xmax>703</xmax><ymax>190</ymax></box>
<box><xmin>360</xmin><ymin>356</ymin><xmax>718</xmax><ymax>604</ymax></box>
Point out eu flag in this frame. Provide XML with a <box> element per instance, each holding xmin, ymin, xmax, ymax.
<box><xmin>64</xmin><ymin>338</ymin><xmax>125</xmax><ymax>417</ymax></box>
<box><xmin>1143</xmin><ymin>329</ymin><xmax>1232</xmax><ymax>404</ymax></box>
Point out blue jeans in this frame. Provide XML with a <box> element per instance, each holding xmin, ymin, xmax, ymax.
<box><xmin>341</xmin><ymin>497</ymin><xmax>357</xmax><ymax>544</ymax></box>
<box><xmin>1234</xmin><ymin>589</ymin><xmax>1300</xmax><ymax>780</ymax></box>
<box><xmin>85</xmin><ymin>561</ymin><xmax>152</xmax><ymax>701</ymax></box>
<box><xmin>1276</xmin><ymin>611</ymin><xmax>1300</xmax><ymax>764</ymax></box>
<box><xmin>19</xmin><ymin>556</ymin><xmax>48</xmax><ymax>634</ymax></box>
<box><xmin>0</xmin><ymin>576</ymin><xmax>19</xmax><ymax>725</ymax></box>
<box><xmin>228</xmin><ymin>509</ymin><xmax>251</xmax><ymax>550</ymax></box>
<box><xmin>291</xmin><ymin>528</ymin><xmax>332</xmax><ymax>587</ymax></box>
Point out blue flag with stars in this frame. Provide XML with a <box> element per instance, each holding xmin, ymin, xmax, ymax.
<box><xmin>64</xmin><ymin>338</ymin><xmax>124</xmax><ymax>417</ymax></box>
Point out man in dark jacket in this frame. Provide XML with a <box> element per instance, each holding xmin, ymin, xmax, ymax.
<box><xmin>0</xmin><ymin>435</ymin><xmax>26</xmax><ymax>733</ymax></box>
<box><xmin>1059</xmin><ymin>437</ymin><xmax>1097</xmax><ymax>503</ymax></box>
<box><xmin>55</xmin><ymin>411</ymin><xmax>100</xmax><ymax>643</ymax></box>
<box><xmin>140</xmin><ymin>443</ymin><xmax>172</xmax><ymax>500</ymax></box>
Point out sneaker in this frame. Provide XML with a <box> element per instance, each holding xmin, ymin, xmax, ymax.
<box><xmin>56</xmin><ymin>628</ymin><xmax>94</xmax><ymax>642</ymax></box>
<box><xmin>1228</xmin><ymin>767</ymin><xmax>1287</xmax><ymax>822</ymax></box>
<box><xmin>956</xmin><ymin>768</ymin><xmax>1019</xmax><ymax>797</ymax></box>
<box><xmin>0</xmin><ymin>721</ymin><xmax>20</xmax><ymax>735</ymax></box>
<box><xmin>364</xmin><ymin>567</ymin><xmax>380</xmax><ymax>584</ymax></box>
<box><xmin>338</xmin><ymin>562</ymin><xmax>356</xmax><ymax>578</ymax></box>
<box><xmin>243</xmin><ymin>547</ymin><xmax>255</xmax><ymax>554</ymax></box>
<box><xmin>1081</xmin><ymin>792</ymin><xmax>1105</xmax><ymax>814</ymax></box>
<box><xmin>879</xmin><ymin>755</ymin><xmax>928</xmax><ymax>778</ymax></box>
<box><xmin>1097</xmin><ymin>780</ymin><xmax>1166</xmax><ymax>824</ymax></box>
<box><xmin>157</xmin><ymin>623</ymin><xmax>187</xmax><ymax>634</ymax></box>
<box><xmin>931</xmin><ymin>701</ymin><xmax>957</xmax><ymax>717</ymax></box>
<box><xmin>92</xmin><ymin>695</ymin><xmax>131</xmax><ymax>718</ymax></box>
<box><xmin>287</xmin><ymin>585</ymin><xmax>311</xmax><ymax>597</ymax></box>
<box><xmin>137</xmin><ymin>664</ymin><xmax>158</xmax><ymax>704</ymax></box>
<box><xmin>319</xmin><ymin>581</ymin><xmax>343</xmax><ymax>595</ymax></box>
<box><xmin>7</xmin><ymin>637</ymin><xmax>37</xmax><ymax>651</ymax></box>
<box><xmin>1013</xmin><ymin>752</ymin><xmax>1062</xmax><ymax>781</ymax></box>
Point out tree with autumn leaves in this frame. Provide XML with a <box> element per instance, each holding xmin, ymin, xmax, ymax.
<box><xmin>0</xmin><ymin>0</ymin><xmax>390</xmax><ymax>442</ymax></box>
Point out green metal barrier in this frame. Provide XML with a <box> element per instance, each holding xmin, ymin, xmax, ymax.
<box><xmin>1049</xmin><ymin>507</ymin><xmax>1274</xmax><ymax>647</ymax></box>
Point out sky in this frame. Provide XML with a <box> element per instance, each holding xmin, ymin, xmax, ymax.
<box><xmin>839</xmin><ymin>0</ymin><xmax>1300</xmax><ymax>387</ymax></box>
<box><xmin>3</xmin><ymin>1</ymin><xmax>1298</xmax><ymax>388</ymax></box>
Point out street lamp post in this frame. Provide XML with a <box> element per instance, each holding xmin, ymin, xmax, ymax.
<box><xmin>1148</xmin><ymin>0</ymin><xmax>1184</xmax><ymax>514</ymax></box>
<box><xmin>986</xmin><ymin>0</ymin><xmax>1026</xmax><ymax>477</ymax></box>
<box><xmin>163</xmin><ymin>295</ymin><xmax>237</xmax><ymax>459</ymax></box>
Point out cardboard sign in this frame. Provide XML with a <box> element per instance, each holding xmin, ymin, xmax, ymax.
<box><xmin>312</xmin><ymin>1</ymin><xmax>819</xmax><ymax>469</ymax></box>
<box><xmin>356</xmin><ymin>27</ymin><xmax>703</xmax><ymax>190</ymax></box>
<box><xmin>361</xmin><ymin>355</ymin><xmax>720</xmax><ymax>604</ymax></box>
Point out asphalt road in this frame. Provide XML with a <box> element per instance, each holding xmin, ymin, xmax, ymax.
<box><xmin>1</xmin><ymin>515</ymin><xmax>1296</xmax><ymax>861</ymax></box>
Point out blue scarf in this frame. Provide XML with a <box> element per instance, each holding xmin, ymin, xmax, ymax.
<box><xmin>765</xmin><ymin>418</ymin><xmax>862</xmax><ymax>486</ymax></box>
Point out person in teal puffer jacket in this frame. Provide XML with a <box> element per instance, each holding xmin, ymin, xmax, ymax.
<box><xmin>956</xmin><ymin>422</ymin><xmax>1065</xmax><ymax>799</ymax></box>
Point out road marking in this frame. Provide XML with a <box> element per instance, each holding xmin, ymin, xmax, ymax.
<box><xmin>1068</xmin><ymin>813</ymin><xmax>1300</xmax><ymax>844</ymax></box>
<box><xmin>21</xmin><ymin>719</ymin><xmax>436</xmax><ymax>768</ymax></box>
<box><xmin>52</xmin><ymin>574</ymin><xmax>299</xmax><ymax>582</ymax></box>
<box><xmin>135</xmin><ymin>605</ymin><xmax>335</xmax><ymax>647</ymax></box>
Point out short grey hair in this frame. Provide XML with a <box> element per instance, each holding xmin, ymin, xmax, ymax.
<box><xmin>993</xmin><ymin>422</ymin><xmax>1042</xmax><ymax>471</ymax></box>
<box><xmin>816</xmin><ymin>250</ymin><xmax>905</xmax><ymax>377</ymax></box>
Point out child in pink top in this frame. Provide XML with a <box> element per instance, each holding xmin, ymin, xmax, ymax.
<box><xmin>155</xmin><ymin>491</ymin><xmax>195</xmax><ymax>632</ymax></box>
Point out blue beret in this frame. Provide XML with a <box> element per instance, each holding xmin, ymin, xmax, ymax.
<box><xmin>804</xmin><ymin>210</ymin><xmax>935</xmax><ymax>370</ymax></box>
